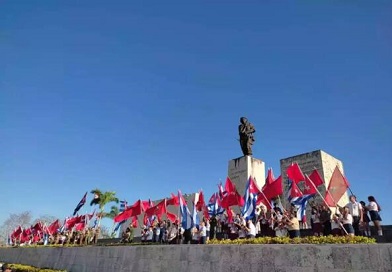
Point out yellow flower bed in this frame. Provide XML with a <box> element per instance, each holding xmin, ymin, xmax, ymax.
<box><xmin>208</xmin><ymin>235</ymin><xmax>376</xmax><ymax>245</ymax></box>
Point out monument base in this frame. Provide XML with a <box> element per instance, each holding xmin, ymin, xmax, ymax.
<box><xmin>228</xmin><ymin>156</ymin><xmax>266</xmax><ymax>197</ymax></box>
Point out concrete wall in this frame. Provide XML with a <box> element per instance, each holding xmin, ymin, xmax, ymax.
<box><xmin>1</xmin><ymin>244</ymin><xmax>392</xmax><ymax>272</ymax></box>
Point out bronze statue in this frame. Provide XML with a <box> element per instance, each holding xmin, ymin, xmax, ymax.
<box><xmin>239</xmin><ymin>117</ymin><xmax>255</xmax><ymax>156</ymax></box>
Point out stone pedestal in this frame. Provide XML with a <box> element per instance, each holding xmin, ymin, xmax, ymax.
<box><xmin>228</xmin><ymin>156</ymin><xmax>266</xmax><ymax>196</ymax></box>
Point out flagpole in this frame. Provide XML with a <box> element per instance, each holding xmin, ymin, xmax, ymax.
<box><xmin>177</xmin><ymin>191</ymin><xmax>181</xmax><ymax>244</ymax></box>
<box><xmin>305</xmin><ymin>174</ymin><xmax>348</xmax><ymax>235</ymax></box>
<box><xmin>260</xmin><ymin>191</ymin><xmax>274</xmax><ymax>210</ymax></box>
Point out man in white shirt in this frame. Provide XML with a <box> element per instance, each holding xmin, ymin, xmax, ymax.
<box><xmin>199</xmin><ymin>222</ymin><xmax>207</xmax><ymax>244</ymax></box>
<box><xmin>245</xmin><ymin>220</ymin><xmax>256</xmax><ymax>239</ymax></box>
<box><xmin>345</xmin><ymin>195</ymin><xmax>362</xmax><ymax>236</ymax></box>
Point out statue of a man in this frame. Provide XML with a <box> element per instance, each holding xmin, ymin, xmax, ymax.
<box><xmin>238</xmin><ymin>117</ymin><xmax>256</xmax><ymax>156</ymax></box>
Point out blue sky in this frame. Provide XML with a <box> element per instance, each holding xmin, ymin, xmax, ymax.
<box><xmin>1</xmin><ymin>1</ymin><xmax>391</xmax><ymax>226</ymax></box>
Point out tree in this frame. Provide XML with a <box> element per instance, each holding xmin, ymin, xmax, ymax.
<box><xmin>0</xmin><ymin>211</ymin><xmax>33</xmax><ymax>243</ymax></box>
<box><xmin>99</xmin><ymin>225</ymin><xmax>111</xmax><ymax>239</ymax></box>
<box><xmin>0</xmin><ymin>211</ymin><xmax>60</xmax><ymax>244</ymax></box>
<box><xmin>103</xmin><ymin>206</ymin><xmax>119</xmax><ymax>220</ymax></box>
<box><xmin>90</xmin><ymin>189</ymin><xmax>119</xmax><ymax>226</ymax></box>
<box><xmin>32</xmin><ymin>214</ymin><xmax>59</xmax><ymax>226</ymax></box>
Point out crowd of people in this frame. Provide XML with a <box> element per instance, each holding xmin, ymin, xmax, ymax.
<box><xmin>10</xmin><ymin>227</ymin><xmax>102</xmax><ymax>247</ymax></box>
<box><xmin>121</xmin><ymin>195</ymin><xmax>383</xmax><ymax>244</ymax></box>
<box><xmin>8</xmin><ymin>195</ymin><xmax>382</xmax><ymax>247</ymax></box>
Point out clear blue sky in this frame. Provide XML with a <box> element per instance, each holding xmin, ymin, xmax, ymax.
<box><xmin>1</xmin><ymin>1</ymin><xmax>391</xmax><ymax>226</ymax></box>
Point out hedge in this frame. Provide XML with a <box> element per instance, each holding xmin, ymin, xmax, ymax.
<box><xmin>208</xmin><ymin>235</ymin><xmax>376</xmax><ymax>245</ymax></box>
<box><xmin>1</xmin><ymin>263</ymin><xmax>66</xmax><ymax>272</ymax></box>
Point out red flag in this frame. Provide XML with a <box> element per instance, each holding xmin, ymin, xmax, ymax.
<box><xmin>262</xmin><ymin>175</ymin><xmax>283</xmax><ymax>200</ymax></box>
<box><xmin>166</xmin><ymin>211</ymin><xmax>178</xmax><ymax>223</ymax></box>
<box><xmin>75</xmin><ymin>222</ymin><xmax>85</xmax><ymax>231</ymax></box>
<box><xmin>32</xmin><ymin>233</ymin><xmax>41</xmax><ymax>243</ymax></box>
<box><xmin>114</xmin><ymin>199</ymin><xmax>143</xmax><ymax>223</ymax></box>
<box><xmin>324</xmin><ymin>166</ymin><xmax>349</xmax><ymax>206</ymax></box>
<box><xmin>218</xmin><ymin>183</ymin><xmax>226</xmax><ymax>199</ymax></box>
<box><xmin>303</xmin><ymin>175</ymin><xmax>317</xmax><ymax>195</ymax></box>
<box><xmin>309</xmin><ymin>169</ymin><xmax>324</xmax><ymax>187</ymax></box>
<box><xmin>32</xmin><ymin>222</ymin><xmax>43</xmax><ymax>233</ymax></box>
<box><xmin>256</xmin><ymin>192</ymin><xmax>272</xmax><ymax>209</ymax></box>
<box><xmin>287</xmin><ymin>163</ymin><xmax>305</xmax><ymax>183</ymax></box>
<box><xmin>249</xmin><ymin>176</ymin><xmax>261</xmax><ymax>194</ymax></box>
<box><xmin>47</xmin><ymin>220</ymin><xmax>60</xmax><ymax>235</ymax></box>
<box><xmin>221</xmin><ymin>190</ymin><xmax>244</xmax><ymax>208</ymax></box>
<box><xmin>65</xmin><ymin>216</ymin><xmax>81</xmax><ymax>229</ymax></box>
<box><xmin>202</xmin><ymin>205</ymin><xmax>210</xmax><ymax>221</ymax></box>
<box><xmin>11</xmin><ymin>226</ymin><xmax>23</xmax><ymax>239</ymax></box>
<box><xmin>289</xmin><ymin>180</ymin><xmax>303</xmax><ymax>198</ymax></box>
<box><xmin>265</xmin><ymin>168</ymin><xmax>275</xmax><ymax>186</ymax></box>
<box><xmin>167</xmin><ymin>193</ymin><xmax>179</xmax><ymax>206</ymax></box>
<box><xmin>131</xmin><ymin>216</ymin><xmax>138</xmax><ymax>228</ymax></box>
<box><xmin>208</xmin><ymin>192</ymin><xmax>217</xmax><ymax>204</ymax></box>
<box><xmin>145</xmin><ymin>199</ymin><xmax>167</xmax><ymax>217</ymax></box>
<box><xmin>225</xmin><ymin>177</ymin><xmax>236</xmax><ymax>193</ymax></box>
<box><xmin>196</xmin><ymin>191</ymin><xmax>206</xmax><ymax>211</ymax></box>
<box><xmin>20</xmin><ymin>229</ymin><xmax>31</xmax><ymax>243</ymax></box>
<box><xmin>142</xmin><ymin>199</ymin><xmax>153</xmax><ymax>211</ymax></box>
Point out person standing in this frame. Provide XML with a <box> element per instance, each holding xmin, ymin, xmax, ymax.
<box><xmin>205</xmin><ymin>220</ymin><xmax>211</xmax><ymax>241</ymax></box>
<box><xmin>199</xmin><ymin>222</ymin><xmax>207</xmax><ymax>244</ymax></box>
<box><xmin>209</xmin><ymin>216</ymin><xmax>217</xmax><ymax>240</ymax></box>
<box><xmin>345</xmin><ymin>195</ymin><xmax>363</xmax><ymax>236</ymax></box>
<box><xmin>340</xmin><ymin>207</ymin><xmax>354</xmax><ymax>236</ymax></box>
<box><xmin>286</xmin><ymin>212</ymin><xmax>300</xmax><ymax>238</ymax></box>
<box><xmin>320</xmin><ymin>205</ymin><xmax>332</xmax><ymax>236</ymax></box>
<box><xmin>360</xmin><ymin>201</ymin><xmax>371</xmax><ymax>237</ymax></box>
<box><xmin>245</xmin><ymin>219</ymin><xmax>256</xmax><ymax>239</ymax></box>
<box><xmin>311</xmin><ymin>207</ymin><xmax>322</xmax><ymax>236</ymax></box>
<box><xmin>367</xmin><ymin>196</ymin><xmax>383</xmax><ymax>236</ymax></box>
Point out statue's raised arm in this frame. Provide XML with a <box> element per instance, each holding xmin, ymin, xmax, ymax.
<box><xmin>238</xmin><ymin>117</ymin><xmax>256</xmax><ymax>156</ymax></box>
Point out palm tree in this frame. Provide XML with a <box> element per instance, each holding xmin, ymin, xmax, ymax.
<box><xmin>90</xmin><ymin>189</ymin><xmax>119</xmax><ymax>227</ymax></box>
<box><xmin>104</xmin><ymin>205</ymin><xmax>120</xmax><ymax>238</ymax></box>
<box><xmin>103</xmin><ymin>205</ymin><xmax>119</xmax><ymax>220</ymax></box>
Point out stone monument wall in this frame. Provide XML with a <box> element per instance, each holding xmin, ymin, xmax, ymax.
<box><xmin>280</xmin><ymin>150</ymin><xmax>349</xmax><ymax>219</ymax></box>
<box><xmin>1</xmin><ymin>244</ymin><xmax>391</xmax><ymax>272</ymax></box>
<box><xmin>228</xmin><ymin>156</ymin><xmax>265</xmax><ymax>197</ymax></box>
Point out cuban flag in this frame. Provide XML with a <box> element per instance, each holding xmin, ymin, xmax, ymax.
<box><xmin>73</xmin><ymin>192</ymin><xmax>87</xmax><ymax>216</ymax></box>
<box><xmin>207</xmin><ymin>193</ymin><xmax>225</xmax><ymax>216</ymax></box>
<box><xmin>178</xmin><ymin>190</ymin><xmax>193</xmax><ymax>229</ymax></box>
<box><xmin>114</xmin><ymin>200</ymin><xmax>128</xmax><ymax>232</ymax></box>
<box><xmin>290</xmin><ymin>194</ymin><xmax>313</xmax><ymax>221</ymax></box>
<box><xmin>241</xmin><ymin>178</ymin><xmax>258</xmax><ymax>220</ymax></box>
<box><xmin>287</xmin><ymin>179</ymin><xmax>312</xmax><ymax>221</ymax></box>
<box><xmin>192</xmin><ymin>193</ymin><xmax>200</xmax><ymax>228</ymax></box>
<box><xmin>113</xmin><ymin>221</ymin><xmax>125</xmax><ymax>233</ymax></box>
<box><xmin>119</xmin><ymin>200</ymin><xmax>128</xmax><ymax>212</ymax></box>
